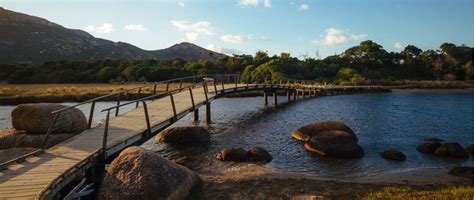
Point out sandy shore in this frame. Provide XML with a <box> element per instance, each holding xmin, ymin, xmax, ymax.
<box><xmin>192</xmin><ymin>163</ymin><xmax>472</xmax><ymax>199</ymax></box>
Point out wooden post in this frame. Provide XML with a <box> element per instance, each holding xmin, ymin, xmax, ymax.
<box><xmin>115</xmin><ymin>93</ymin><xmax>121</xmax><ymax>116</ymax></box>
<box><xmin>296</xmin><ymin>90</ymin><xmax>299</xmax><ymax>100</ymax></box>
<box><xmin>135</xmin><ymin>88</ymin><xmax>142</xmax><ymax>108</ymax></box>
<box><xmin>169</xmin><ymin>93</ymin><xmax>177</xmax><ymax>121</ymax></box>
<box><xmin>302</xmin><ymin>89</ymin><xmax>306</xmax><ymax>99</ymax></box>
<box><xmin>273</xmin><ymin>91</ymin><xmax>278</xmax><ymax>106</ymax></box>
<box><xmin>213</xmin><ymin>80</ymin><xmax>218</xmax><ymax>95</ymax></box>
<box><xmin>42</xmin><ymin>113</ymin><xmax>59</xmax><ymax>149</ymax></box>
<box><xmin>293</xmin><ymin>91</ymin><xmax>296</xmax><ymax>101</ymax></box>
<box><xmin>102</xmin><ymin>110</ymin><xmax>110</xmax><ymax>158</ymax></box>
<box><xmin>206</xmin><ymin>102</ymin><xmax>211</xmax><ymax>123</ymax></box>
<box><xmin>287</xmin><ymin>91</ymin><xmax>290</xmax><ymax>101</ymax></box>
<box><xmin>142</xmin><ymin>101</ymin><xmax>151</xmax><ymax>136</ymax></box>
<box><xmin>263</xmin><ymin>92</ymin><xmax>268</xmax><ymax>105</ymax></box>
<box><xmin>153</xmin><ymin>84</ymin><xmax>157</xmax><ymax>95</ymax></box>
<box><xmin>87</xmin><ymin>101</ymin><xmax>96</xmax><ymax>129</ymax></box>
<box><xmin>194</xmin><ymin>108</ymin><xmax>199</xmax><ymax>122</ymax></box>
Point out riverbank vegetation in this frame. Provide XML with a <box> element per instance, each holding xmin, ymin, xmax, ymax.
<box><xmin>361</xmin><ymin>186</ymin><xmax>474</xmax><ymax>200</ymax></box>
<box><xmin>0</xmin><ymin>41</ymin><xmax>472</xmax><ymax>85</ymax></box>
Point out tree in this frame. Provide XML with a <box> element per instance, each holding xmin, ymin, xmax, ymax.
<box><xmin>403</xmin><ymin>45</ymin><xmax>422</xmax><ymax>57</ymax></box>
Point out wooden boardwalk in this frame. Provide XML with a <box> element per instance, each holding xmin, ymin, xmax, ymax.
<box><xmin>0</xmin><ymin>76</ymin><xmax>386</xmax><ymax>199</ymax></box>
<box><xmin>0</xmin><ymin>83</ymin><xmax>227</xmax><ymax>199</ymax></box>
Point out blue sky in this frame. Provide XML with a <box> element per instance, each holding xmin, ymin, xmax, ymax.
<box><xmin>1</xmin><ymin>0</ymin><xmax>473</xmax><ymax>58</ymax></box>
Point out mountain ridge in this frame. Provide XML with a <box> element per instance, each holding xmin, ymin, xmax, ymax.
<box><xmin>0</xmin><ymin>7</ymin><xmax>225</xmax><ymax>64</ymax></box>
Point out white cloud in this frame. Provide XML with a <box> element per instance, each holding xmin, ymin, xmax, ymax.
<box><xmin>263</xmin><ymin>0</ymin><xmax>271</xmax><ymax>8</ymax></box>
<box><xmin>312</xmin><ymin>28</ymin><xmax>367</xmax><ymax>46</ymax></box>
<box><xmin>299</xmin><ymin>4</ymin><xmax>309</xmax><ymax>11</ymax></box>
<box><xmin>171</xmin><ymin>20</ymin><xmax>213</xmax><ymax>35</ymax></box>
<box><xmin>239</xmin><ymin>0</ymin><xmax>259</xmax><ymax>6</ymax></box>
<box><xmin>221</xmin><ymin>34</ymin><xmax>251</xmax><ymax>44</ymax></box>
<box><xmin>394</xmin><ymin>42</ymin><xmax>404</xmax><ymax>50</ymax></box>
<box><xmin>350</xmin><ymin>34</ymin><xmax>368</xmax><ymax>41</ymax></box>
<box><xmin>171</xmin><ymin>20</ymin><xmax>213</xmax><ymax>42</ymax></box>
<box><xmin>124</xmin><ymin>24</ymin><xmax>147</xmax><ymax>32</ymax></box>
<box><xmin>207</xmin><ymin>44</ymin><xmax>244</xmax><ymax>56</ymax></box>
<box><xmin>238</xmin><ymin>0</ymin><xmax>271</xmax><ymax>8</ymax></box>
<box><xmin>177</xmin><ymin>2</ymin><xmax>185</xmax><ymax>7</ymax></box>
<box><xmin>85</xmin><ymin>23</ymin><xmax>114</xmax><ymax>34</ymax></box>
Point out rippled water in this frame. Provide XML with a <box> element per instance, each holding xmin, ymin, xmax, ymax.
<box><xmin>142</xmin><ymin>90</ymin><xmax>473</xmax><ymax>178</ymax></box>
<box><xmin>1</xmin><ymin>91</ymin><xmax>472</xmax><ymax>177</ymax></box>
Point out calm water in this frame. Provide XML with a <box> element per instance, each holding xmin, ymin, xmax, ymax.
<box><xmin>1</xmin><ymin>91</ymin><xmax>473</xmax><ymax>177</ymax></box>
<box><xmin>142</xmin><ymin>90</ymin><xmax>473</xmax><ymax>178</ymax></box>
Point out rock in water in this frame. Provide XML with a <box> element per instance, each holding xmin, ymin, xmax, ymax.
<box><xmin>156</xmin><ymin>126</ymin><xmax>210</xmax><ymax>144</ymax></box>
<box><xmin>247</xmin><ymin>147</ymin><xmax>273</xmax><ymax>163</ymax></box>
<box><xmin>416</xmin><ymin>141</ymin><xmax>441</xmax><ymax>154</ymax></box>
<box><xmin>304</xmin><ymin>130</ymin><xmax>364</xmax><ymax>159</ymax></box>
<box><xmin>381</xmin><ymin>149</ymin><xmax>406</xmax><ymax>161</ymax></box>
<box><xmin>214</xmin><ymin>148</ymin><xmax>249</xmax><ymax>162</ymax></box>
<box><xmin>99</xmin><ymin>146</ymin><xmax>202</xmax><ymax>200</ymax></box>
<box><xmin>449</xmin><ymin>166</ymin><xmax>473</xmax><ymax>178</ymax></box>
<box><xmin>434</xmin><ymin>142</ymin><xmax>469</xmax><ymax>158</ymax></box>
<box><xmin>292</xmin><ymin>121</ymin><xmax>356</xmax><ymax>142</ymax></box>
<box><xmin>465</xmin><ymin>144</ymin><xmax>474</xmax><ymax>155</ymax></box>
<box><xmin>11</xmin><ymin>103</ymin><xmax>87</xmax><ymax>134</ymax></box>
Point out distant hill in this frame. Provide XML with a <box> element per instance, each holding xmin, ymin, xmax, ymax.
<box><xmin>0</xmin><ymin>7</ymin><xmax>225</xmax><ymax>64</ymax></box>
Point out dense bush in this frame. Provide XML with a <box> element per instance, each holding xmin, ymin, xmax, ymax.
<box><xmin>1</xmin><ymin>41</ymin><xmax>472</xmax><ymax>83</ymax></box>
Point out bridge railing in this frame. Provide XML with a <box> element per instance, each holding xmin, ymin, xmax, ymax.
<box><xmin>40</xmin><ymin>74</ymin><xmax>240</xmax><ymax>149</ymax></box>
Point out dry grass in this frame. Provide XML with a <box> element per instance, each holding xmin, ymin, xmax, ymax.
<box><xmin>361</xmin><ymin>186</ymin><xmax>474</xmax><ymax>200</ymax></box>
<box><xmin>0</xmin><ymin>83</ymin><xmax>197</xmax><ymax>105</ymax></box>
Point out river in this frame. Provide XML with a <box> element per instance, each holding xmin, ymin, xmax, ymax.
<box><xmin>1</xmin><ymin>90</ymin><xmax>472</xmax><ymax>177</ymax></box>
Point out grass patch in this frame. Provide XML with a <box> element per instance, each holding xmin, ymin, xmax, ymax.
<box><xmin>361</xmin><ymin>186</ymin><xmax>474</xmax><ymax>200</ymax></box>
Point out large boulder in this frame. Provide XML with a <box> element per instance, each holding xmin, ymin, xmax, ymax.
<box><xmin>247</xmin><ymin>147</ymin><xmax>273</xmax><ymax>163</ymax></box>
<box><xmin>434</xmin><ymin>142</ymin><xmax>469</xmax><ymax>158</ymax></box>
<box><xmin>99</xmin><ymin>146</ymin><xmax>202</xmax><ymax>200</ymax></box>
<box><xmin>417</xmin><ymin>141</ymin><xmax>441</xmax><ymax>154</ymax></box>
<box><xmin>380</xmin><ymin>149</ymin><xmax>406</xmax><ymax>161</ymax></box>
<box><xmin>0</xmin><ymin>128</ymin><xmax>75</xmax><ymax>150</ymax></box>
<box><xmin>214</xmin><ymin>147</ymin><xmax>273</xmax><ymax>163</ymax></box>
<box><xmin>292</xmin><ymin>121</ymin><xmax>357</xmax><ymax>142</ymax></box>
<box><xmin>214</xmin><ymin>147</ymin><xmax>249</xmax><ymax>162</ymax></box>
<box><xmin>11</xmin><ymin>103</ymin><xmax>87</xmax><ymax>134</ymax></box>
<box><xmin>304</xmin><ymin>130</ymin><xmax>364</xmax><ymax>159</ymax></box>
<box><xmin>156</xmin><ymin>126</ymin><xmax>210</xmax><ymax>144</ymax></box>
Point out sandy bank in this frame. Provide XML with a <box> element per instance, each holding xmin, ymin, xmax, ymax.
<box><xmin>193</xmin><ymin>163</ymin><xmax>471</xmax><ymax>199</ymax></box>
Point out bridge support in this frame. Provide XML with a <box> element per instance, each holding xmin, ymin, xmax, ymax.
<box><xmin>263</xmin><ymin>92</ymin><xmax>268</xmax><ymax>105</ymax></box>
<box><xmin>273</xmin><ymin>92</ymin><xmax>278</xmax><ymax>106</ymax></box>
<box><xmin>287</xmin><ymin>91</ymin><xmax>290</xmax><ymax>102</ymax></box>
<box><xmin>206</xmin><ymin>102</ymin><xmax>211</xmax><ymax>123</ymax></box>
<box><xmin>194</xmin><ymin>108</ymin><xmax>199</xmax><ymax>122</ymax></box>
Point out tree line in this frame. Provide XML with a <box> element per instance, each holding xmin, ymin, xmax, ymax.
<box><xmin>1</xmin><ymin>41</ymin><xmax>472</xmax><ymax>85</ymax></box>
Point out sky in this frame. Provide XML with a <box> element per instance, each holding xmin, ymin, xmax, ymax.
<box><xmin>1</xmin><ymin>0</ymin><xmax>473</xmax><ymax>58</ymax></box>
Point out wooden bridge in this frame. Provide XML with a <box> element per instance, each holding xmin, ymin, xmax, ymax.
<box><xmin>0</xmin><ymin>74</ymin><xmax>387</xmax><ymax>199</ymax></box>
